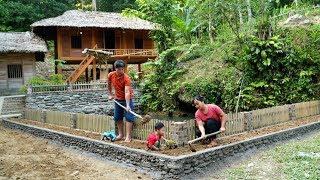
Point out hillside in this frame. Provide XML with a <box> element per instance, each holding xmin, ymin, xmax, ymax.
<box><xmin>140</xmin><ymin>7</ymin><xmax>320</xmax><ymax>114</ymax></box>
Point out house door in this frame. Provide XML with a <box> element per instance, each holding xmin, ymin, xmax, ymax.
<box><xmin>7</xmin><ymin>63</ymin><xmax>23</xmax><ymax>90</ymax></box>
<box><xmin>104</xmin><ymin>30</ymin><xmax>115</xmax><ymax>49</ymax></box>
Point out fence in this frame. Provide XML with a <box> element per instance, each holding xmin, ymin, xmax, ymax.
<box><xmin>30</xmin><ymin>81</ymin><xmax>108</xmax><ymax>93</ymax></box>
<box><xmin>295</xmin><ymin>100</ymin><xmax>320</xmax><ymax>119</ymax></box>
<box><xmin>252</xmin><ymin>105</ymin><xmax>290</xmax><ymax>129</ymax></box>
<box><xmin>77</xmin><ymin>113</ymin><xmax>114</xmax><ymax>133</ymax></box>
<box><xmin>29</xmin><ymin>81</ymin><xmax>140</xmax><ymax>93</ymax></box>
<box><xmin>23</xmin><ymin>100</ymin><xmax>320</xmax><ymax>142</ymax></box>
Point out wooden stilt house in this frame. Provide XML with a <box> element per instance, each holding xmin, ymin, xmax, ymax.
<box><xmin>0</xmin><ymin>32</ymin><xmax>47</xmax><ymax>94</ymax></box>
<box><xmin>31</xmin><ymin>10</ymin><xmax>157</xmax><ymax>83</ymax></box>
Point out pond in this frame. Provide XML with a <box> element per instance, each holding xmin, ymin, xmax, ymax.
<box><xmin>148</xmin><ymin>113</ymin><xmax>195</xmax><ymax>122</ymax></box>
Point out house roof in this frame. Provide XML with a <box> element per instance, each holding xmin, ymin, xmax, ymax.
<box><xmin>0</xmin><ymin>32</ymin><xmax>48</xmax><ymax>53</ymax></box>
<box><xmin>31</xmin><ymin>10</ymin><xmax>156</xmax><ymax>30</ymax></box>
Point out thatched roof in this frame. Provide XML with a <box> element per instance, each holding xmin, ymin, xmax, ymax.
<box><xmin>0</xmin><ymin>32</ymin><xmax>48</xmax><ymax>53</ymax></box>
<box><xmin>31</xmin><ymin>10</ymin><xmax>156</xmax><ymax>30</ymax></box>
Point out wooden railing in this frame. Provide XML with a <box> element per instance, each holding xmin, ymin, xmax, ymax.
<box><xmin>98</xmin><ymin>49</ymin><xmax>158</xmax><ymax>56</ymax></box>
<box><xmin>29</xmin><ymin>81</ymin><xmax>108</xmax><ymax>93</ymax></box>
<box><xmin>29</xmin><ymin>81</ymin><xmax>140</xmax><ymax>93</ymax></box>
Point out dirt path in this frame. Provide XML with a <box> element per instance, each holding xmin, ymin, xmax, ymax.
<box><xmin>0</xmin><ymin>123</ymin><xmax>152</xmax><ymax>180</ymax></box>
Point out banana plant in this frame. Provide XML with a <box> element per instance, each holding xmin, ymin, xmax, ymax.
<box><xmin>173</xmin><ymin>3</ymin><xmax>199</xmax><ymax>44</ymax></box>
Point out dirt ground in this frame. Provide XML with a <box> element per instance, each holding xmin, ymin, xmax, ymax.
<box><xmin>10</xmin><ymin>115</ymin><xmax>320</xmax><ymax>156</ymax></box>
<box><xmin>0</xmin><ymin>123</ymin><xmax>152</xmax><ymax>180</ymax></box>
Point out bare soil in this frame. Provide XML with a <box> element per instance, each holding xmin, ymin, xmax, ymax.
<box><xmin>0</xmin><ymin>123</ymin><xmax>151</xmax><ymax>180</ymax></box>
<box><xmin>9</xmin><ymin>115</ymin><xmax>320</xmax><ymax>156</ymax></box>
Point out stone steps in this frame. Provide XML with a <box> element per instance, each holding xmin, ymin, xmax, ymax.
<box><xmin>0</xmin><ymin>95</ymin><xmax>25</xmax><ymax>116</ymax></box>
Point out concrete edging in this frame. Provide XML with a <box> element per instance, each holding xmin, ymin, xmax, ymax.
<box><xmin>2</xmin><ymin>119</ymin><xmax>320</xmax><ymax>179</ymax></box>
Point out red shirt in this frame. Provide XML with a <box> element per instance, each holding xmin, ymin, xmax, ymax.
<box><xmin>108</xmin><ymin>71</ymin><xmax>132</xmax><ymax>100</ymax></box>
<box><xmin>195</xmin><ymin>104</ymin><xmax>224</xmax><ymax>123</ymax></box>
<box><xmin>147</xmin><ymin>132</ymin><xmax>162</xmax><ymax>147</ymax></box>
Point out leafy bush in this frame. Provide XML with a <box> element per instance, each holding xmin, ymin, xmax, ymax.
<box><xmin>20</xmin><ymin>74</ymin><xmax>64</xmax><ymax>93</ymax></box>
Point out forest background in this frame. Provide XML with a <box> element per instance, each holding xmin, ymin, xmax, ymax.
<box><xmin>1</xmin><ymin>0</ymin><xmax>319</xmax><ymax>115</ymax></box>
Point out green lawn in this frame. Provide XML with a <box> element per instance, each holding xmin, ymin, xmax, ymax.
<box><xmin>226</xmin><ymin>133</ymin><xmax>320</xmax><ymax>180</ymax></box>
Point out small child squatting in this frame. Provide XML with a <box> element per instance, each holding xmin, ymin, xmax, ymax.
<box><xmin>146</xmin><ymin>122</ymin><xmax>167</xmax><ymax>151</ymax></box>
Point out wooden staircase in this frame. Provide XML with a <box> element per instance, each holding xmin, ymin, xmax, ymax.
<box><xmin>66</xmin><ymin>54</ymin><xmax>95</xmax><ymax>83</ymax></box>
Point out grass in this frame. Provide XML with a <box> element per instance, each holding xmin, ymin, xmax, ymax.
<box><xmin>269</xmin><ymin>134</ymin><xmax>320</xmax><ymax>180</ymax></box>
<box><xmin>225</xmin><ymin>133</ymin><xmax>320</xmax><ymax>179</ymax></box>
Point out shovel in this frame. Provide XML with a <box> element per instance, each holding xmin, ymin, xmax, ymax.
<box><xmin>188</xmin><ymin>131</ymin><xmax>221</xmax><ymax>152</ymax></box>
<box><xmin>113</xmin><ymin>99</ymin><xmax>151</xmax><ymax>125</ymax></box>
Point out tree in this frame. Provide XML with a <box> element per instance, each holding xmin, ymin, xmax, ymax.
<box><xmin>173</xmin><ymin>0</ymin><xmax>199</xmax><ymax>44</ymax></box>
<box><xmin>123</xmin><ymin>0</ymin><xmax>178</xmax><ymax>52</ymax></box>
<box><xmin>97</xmin><ymin>0</ymin><xmax>136</xmax><ymax>12</ymax></box>
<box><xmin>0</xmin><ymin>0</ymin><xmax>76</xmax><ymax>32</ymax></box>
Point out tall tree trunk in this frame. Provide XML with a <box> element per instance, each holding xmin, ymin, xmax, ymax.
<box><xmin>238</xmin><ymin>0</ymin><xmax>243</xmax><ymax>25</ymax></box>
<box><xmin>208</xmin><ymin>2</ymin><xmax>214</xmax><ymax>44</ymax></box>
<box><xmin>92</xmin><ymin>0</ymin><xmax>97</xmax><ymax>11</ymax></box>
<box><xmin>81</xmin><ymin>0</ymin><xmax>84</xmax><ymax>10</ymax></box>
<box><xmin>246</xmin><ymin>0</ymin><xmax>252</xmax><ymax>22</ymax></box>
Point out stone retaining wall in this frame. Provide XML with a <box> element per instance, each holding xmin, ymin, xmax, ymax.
<box><xmin>25</xmin><ymin>90</ymin><xmax>141</xmax><ymax>115</ymax></box>
<box><xmin>2</xmin><ymin>119</ymin><xmax>320</xmax><ymax>179</ymax></box>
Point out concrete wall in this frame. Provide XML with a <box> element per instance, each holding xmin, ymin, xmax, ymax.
<box><xmin>0</xmin><ymin>95</ymin><xmax>25</xmax><ymax>115</ymax></box>
<box><xmin>3</xmin><ymin>119</ymin><xmax>320</xmax><ymax>179</ymax></box>
<box><xmin>0</xmin><ymin>53</ymin><xmax>35</xmax><ymax>95</ymax></box>
<box><xmin>26</xmin><ymin>90</ymin><xmax>141</xmax><ymax>115</ymax></box>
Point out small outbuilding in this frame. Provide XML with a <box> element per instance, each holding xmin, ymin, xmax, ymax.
<box><xmin>0</xmin><ymin>32</ymin><xmax>48</xmax><ymax>94</ymax></box>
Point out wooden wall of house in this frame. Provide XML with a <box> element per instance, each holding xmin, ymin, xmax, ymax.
<box><xmin>0</xmin><ymin>53</ymin><xmax>35</xmax><ymax>91</ymax></box>
<box><xmin>60</xmin><ymin>28</ymin><xmax>90</xmax><ymax>58</ymax></box>
<box><xmin>58</xmin><ymin>27</ymin><xmax>155</xmax><ymax>59</ymax></box>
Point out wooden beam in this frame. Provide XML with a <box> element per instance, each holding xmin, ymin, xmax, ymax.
<box><xmin>138</xmin><ymin>63</ymin><xmax>143</xmax><ymax>80</ymax></box>
<box><xmin>93</xmin><ymin>59</ymin><xmax>96</xmax><ymax>81</ymax></box>
<box><xmin>68</xmin><ymin>55</ymin><xmax>95</xmax><ymax>83</ymax></box>
<box><xmin>57</xmin><ymin>65</ymin><xmax>63</xmax><ymax>75</ymax></box>
<box><xmin>91</xmin><ymin>29</ymin><xmax>96</xmax><ymax>48</ymax></box>
<box><xmin>122</xmin><ymin>30</ymin><xmax>127</xmax><ymax>49</ymax></box>
<box><xmin>124</xmin><ymin>58</ymin><xmax>128</xmax><ymax>73</ymax></box>
<box><xmin>57</xmin><ymin>27</ymin><xmax>62</xmax><ymax>59</ymax></box>
<box><xmin>85</xmin><ymin>67</ymin><xmax>89</xmax><ymax>82</ymax></box>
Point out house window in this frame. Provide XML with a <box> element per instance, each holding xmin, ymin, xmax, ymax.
<box><xmin>71</xmin><ymin>36</ymin><xmax>82</xmax><ymax>49</ymax></box>
<box><xmin>135</xmin><ymin>38</ymin><xmax>143</xmax><ymax>49</ymax></box>
<box><xmin>8</xmin><ymin>64</ymin><xmax>23</xmax><ymax>79</ymax></box>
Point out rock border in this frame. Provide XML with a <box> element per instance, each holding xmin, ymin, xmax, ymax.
<box><xmin>2</xmin><ymin>119</ymin><xmax>320</xmax><ymax>179</ymax></box>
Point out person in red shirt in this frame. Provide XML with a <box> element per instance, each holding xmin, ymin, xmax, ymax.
<box><xmin>108</xmin><ymin>60</ymin><xmax>134</xmax><ymax>142</ymax></box>
<box><xmin>193</xmin><ymin>95</ymin><xmax>227</xmax><ymax>147</ymax></box>
<box><xmin>146</xmin><ymin>122</ymin><xmax>167</xmax><ymax>151</ymax></box>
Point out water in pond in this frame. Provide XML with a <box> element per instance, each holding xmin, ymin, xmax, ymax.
<box><xmin>148</xmin><ymin>113</ymin><xmax>195</xmax><ymax>122</ymax></box>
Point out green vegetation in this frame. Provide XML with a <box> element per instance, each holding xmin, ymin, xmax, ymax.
<box><xmin>0</xmin><ymin>0</ymin><xmax>76</xmax><ymax>31</ymax></box>
<box><xmin>226</xmin><ymin>133</ymin><xmax>320</xmax><ymax>179</ymax></box>
<box><xmin>0</xmin><ymin>0</ymin><xmax>136</xmax><ymax>31</ymax></box>
<box><xmin>126</xmin><ymin>0</ymin><xmax>320</xmax><ymax>113</ymax></box>
<box><xmin>20</xmin><ymin>74</ymin><xmax>64</xmax><ymax>93</ymax></box>
<box><xmin>2</xmin><ymin>0</ymin><xmax>319</xmax><ymax>113</ymax></box>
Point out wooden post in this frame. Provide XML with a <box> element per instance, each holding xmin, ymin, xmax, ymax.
<box><xmin>122</xmin><ymin>30</ymin><xmax>127</xmax><ymax>49</ymax></box>
<box><xmin>57</xmin><ymin>27</ymin><xmax>62</xmax><ymax>59</ymax></box>
<box><xmin>138</xmin><ymin>63</ymin><xmax>143</xmax><ymax>80</ymax></box>
<box><xmin>288</xmin><ymin>104</ymin><xmax>296</xmax><ymax>121</ymax></box>
<box><xmin>124</xmin><ymin>58</ymin><xmax>128</xmax><ymax>73</ymax></box>
<box><xmin>243</xmin><ymin>111</ymin><xmax>253</xmax><ymax>132</ymax></box>
<box><xmin>41</xmin><ymin>110</ymin><xmax>47</xmax><ymax>124</ymax></box>
<box><xmin>85</xmin><ymin>68</ymin><xmax>89</xmax><ymax>82</ymax></box>
<box><xmin>93</xmin><ymin>59</ymin><xmax>96</xmax><ymax>81</ymax></box>
<box><xmin>70</xmin><ymin>113</ymin><xmax>77</xmax><ymax>129</ymax></box>
<box><xmin>57</xmin><ymin>65</ymin><xmax>63</xmax><ymax>75</ymax></box>
<box><xmin>91</xmin><ymin>29</ymin><xmax>96</xmax><ymax>48</ymax></box>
